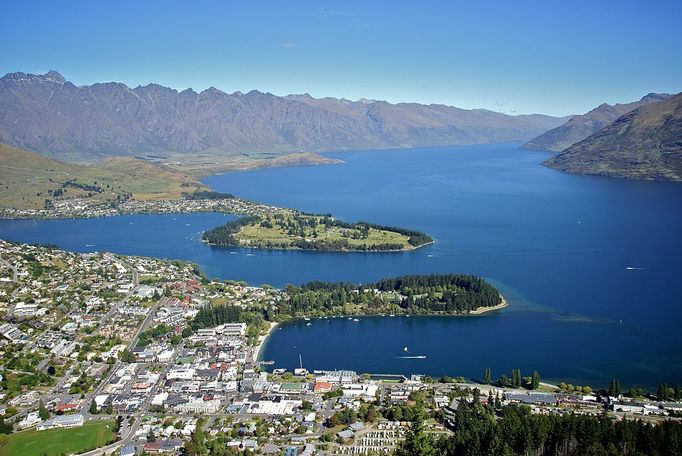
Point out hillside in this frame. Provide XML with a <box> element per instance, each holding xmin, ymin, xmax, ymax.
<box><xmin>0</xmin><ymin>143</ymin><xmax>207</xmax><ymax>209</ymax></box>
<box><xmin>523</xmin><ymin>93</ymin><xmax>670</xmax><ymax>152</ymax></box>
<box><xmin>544</xmin><ymin>93</ymin><xmax>682</xmax><ymax>181</ymax></box>
<box><xmin>0</xmin><ymin>71</ymin><xmax>568</xmax><ymax>163</ymax></box>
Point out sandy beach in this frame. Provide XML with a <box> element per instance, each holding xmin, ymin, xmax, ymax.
<box><xmin>252</xmin><ymin>321</ymin><xmax>279</xmax><ymax>363</ymax></box>
<box><xmin>467</xmin><ymin>294</ymin><xmax>509</xmax><ymax>315</ymax></box>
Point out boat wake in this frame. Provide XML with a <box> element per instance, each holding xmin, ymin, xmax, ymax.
<box><xmin>398</xmin><ymin>355</ymin><xmax>427</xmax><ymax>359</ymax></box>
<box><xmin>625</xmin><ymin>267</ymin><xmax>646</xmax><ymax>270</ymax></box>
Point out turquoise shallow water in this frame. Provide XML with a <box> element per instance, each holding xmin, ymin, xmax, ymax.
<box><xmin>2</xmin><ymin>143</ymin><xmax>681</xmax><ymax>387</ymax></box>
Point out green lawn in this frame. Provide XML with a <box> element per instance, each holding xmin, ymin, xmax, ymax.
<box><xmin>0</xmin><ymin>420</ymin><xmax>117</xmax><ymax>456</ymax></box>
<box><xmin>235</xmin><ymin>215</ymin><xmax>411</xmax><ymax>249</ymax></box>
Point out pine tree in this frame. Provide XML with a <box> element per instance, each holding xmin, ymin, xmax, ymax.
<box><xmin>89</xmin><ymin>400</ymin><xmax>98</xmax><ymax>414</ymax></box>
<box><xmin>484</xmin><ymin>368</ymin><xmax>491</xmax><ymax>384</ymax></box>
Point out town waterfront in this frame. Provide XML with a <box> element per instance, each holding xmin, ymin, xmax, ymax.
<box><xmin>1</xmin><ymin>143</ymin><xmax>681</xmax><ymax>387</ymax></box>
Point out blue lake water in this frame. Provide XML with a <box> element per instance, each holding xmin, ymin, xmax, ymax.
<box><xmin>1</xmin><ymin>143</ymin><xmax>681</xmax><ymax>387</ymax></box>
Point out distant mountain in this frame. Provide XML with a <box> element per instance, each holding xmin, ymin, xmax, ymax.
<box><xmin>0</xmin><ymin>71</ymin><xmax>568</xmax><ymax>162</ymax></box>
<box><xmin>544</xmin><ymin>93</ymin><xmax>682</xmax><ymax>181</ymax></box>
<box><xmin>523</xmin><ymin>93</ymin><xmax>671</xmax><ymax>152</ymax></box>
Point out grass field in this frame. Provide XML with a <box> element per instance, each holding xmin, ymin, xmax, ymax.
<box><xmin>0</xmin><ymin>420</ymin><xmax>117</xmax><ymax>456</ymax></box>
<box><xmin>0</xmin><ymin>144</ymin><xmax>208</xmax><ymax>209</ymax></box>
<box><xmin>235</xmin><ymin>214</ymin><xmax>412</xmax><ymax>250</ymax></box>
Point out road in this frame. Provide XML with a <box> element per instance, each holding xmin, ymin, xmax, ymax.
<box><xmin>0</xmin><ymin>253</ymin><xmax>18</xmax><ymax>282</ymax></box>
<box><xmin>79</xmin><ymin>298</ymin><xmax>162</xmax><ymax>416</ymax></box>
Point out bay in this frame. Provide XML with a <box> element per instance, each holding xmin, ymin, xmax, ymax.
<box><xmin>1</xmin><ymin>143</ymin><xmax>681</xmax><ymax>387</ymax></box>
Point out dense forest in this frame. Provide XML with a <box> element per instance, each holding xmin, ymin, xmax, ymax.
<box><xmin>398</xmin><ymin>401</ymin><xmax>682</xmax><ymax>456</ymax></box>
<box><xmin>202</xmin><ymin>216</ymin><xmax>260</xmax><ymax>246</ymax></box>
<box><xmin>190</xmin><ymin>275</ymin><xmax>502</xmax><ymax>327</ymax></box>
<box><xmin>280</xmin><ymin>274</ymin><xmax>503</xmax><ymax>317</ymax></box>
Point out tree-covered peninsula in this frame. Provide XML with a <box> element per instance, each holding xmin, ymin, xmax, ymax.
<box><xmin>192</xmin><ymin>274</ymin><xmax>505</xmax><ymax>330</ymax></box>
<box><xmin>202</xmin><ymin>213</ymin><xmax>433</xmax><ymax>251</ymax></box>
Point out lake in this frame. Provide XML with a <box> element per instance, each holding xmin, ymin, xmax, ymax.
<box><xmin>1</xmin><ymin>143</ymin><xmax>681</xmax><ymax>387</ymax></box>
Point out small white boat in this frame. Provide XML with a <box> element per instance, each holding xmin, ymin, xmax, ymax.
<box><xmin>353</xmin><ymin>318</ymin><xmax>359</xmax><ymax>322</ymax></box>
<box><xmin>306</xmin><ymin>322</ymin><xmax>312</xmax><ymax>326</ymax></box>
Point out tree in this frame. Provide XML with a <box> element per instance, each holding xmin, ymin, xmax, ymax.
<box><xmin>119</xmin><ymin>349</ymin><xmax>136</xmax><ymax>363</ymax></box>
<box><xmin>300</xmin><ymin>400</ymin><xmax>312</xmax><ymax>411</ymax></box>
<box><xmin>0</xmin><ymin>417</ymin><xmax>12</xmax><ymax>434</ymax></box>
<box><xmin>484</xmin><ymin>368</ymin><xmax>491</xmax><ymax>384</ymax></box>
<box><xmin>90</xmin><ymin>399</ymin><xmax>98</xmax><ymax>414</ymax></box>
<box><xmin>39</xmin><ymin>400</ymin><xmax>50</xmax><ymax>420</ymax></box>
<box><xmin>608</xmin><ymin>379</ymin><xmax>621</xmax><ymax>397</ymax></box>
<box><xmin>531</xmin><ymin>370</ymin><xmax>540</xmax><ymax>390</ymax></box>
<box><xmin>512</xmin><ymin>369</ymin><xmax>522</xmax><ymax>388</ymax></box>
<box><xmin>395</xmin><ymin>407</ymin><xmax>438</xmax><ymax>456</ymax></box>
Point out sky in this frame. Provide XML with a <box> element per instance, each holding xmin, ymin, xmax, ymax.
<box><xmin>1</xmin><ymin>0</ymin><xmax>681</xmax><ymax>116</ymax></box>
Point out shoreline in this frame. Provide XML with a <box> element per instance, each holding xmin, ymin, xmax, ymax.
<box><xmin>467</xmin><ymin>295</ymin><xmax>509</xmax><ymax>315</ymax></box>
<box><xmin>205</xmin><ymin>239</ymin><xmax>435</xmax><ymax>253</ymax></box>
<box><xmin>253</xmin><ymin>321</ymin><xmax>279</xmax><ymax>363</ymax></box>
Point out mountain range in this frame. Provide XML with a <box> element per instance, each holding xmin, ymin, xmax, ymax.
<box><xmin>0</xmin><ymin>71</ymin><xmax>568</xmax><ymax>162</ymax></box>
<box><xmin>522</xmin><ymin>93</ymin><xmax>671</xmax><ymax>152</ymax></box>
<box><xmin>544</xmin><ymin>93</ymin><xmax>682</xmax><ymax>181</ymax></box>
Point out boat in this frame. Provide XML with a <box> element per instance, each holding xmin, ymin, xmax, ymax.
<box><xmin>304</xmin><ymin>317</ymin><xmax>311</xmax><ymax>321</ymax></box>
<box><xmin>273</xmin><ymin>368</ymin><xmax>287</xmax><ymax>374</ymax></box>
<box><xmin>403</xmin><ymin>346</ymin><xmax>408</xmax><ymax>352</ymax></box>
<box><xmin>353</xmin><ymin>318</ymin><xmax>359</xmax><ymax>322</ymax></box>
<box><xmin>398</xmin><ymin>355</ymin><xmax>427</xmax><ymax>359</ymax></box>
<box><xmin>259</xmin><ymin>360</ymin><xmax>275</xmax><ymax>365</ymax></box>
<box><xmin>306</xmin><ymin>322</ymin><xmax>312</xmax><ymax>326</ymax></box>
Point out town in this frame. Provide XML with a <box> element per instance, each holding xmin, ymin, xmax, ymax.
<box><xmin>1</xmin><ymin>240</ymin><xmax>681</xmax><ymax>455</ymax></box>
<box><xmin>0</xmin><ymin>195</ymin><xmax>286</xmax><ymax>221</ymax></box>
